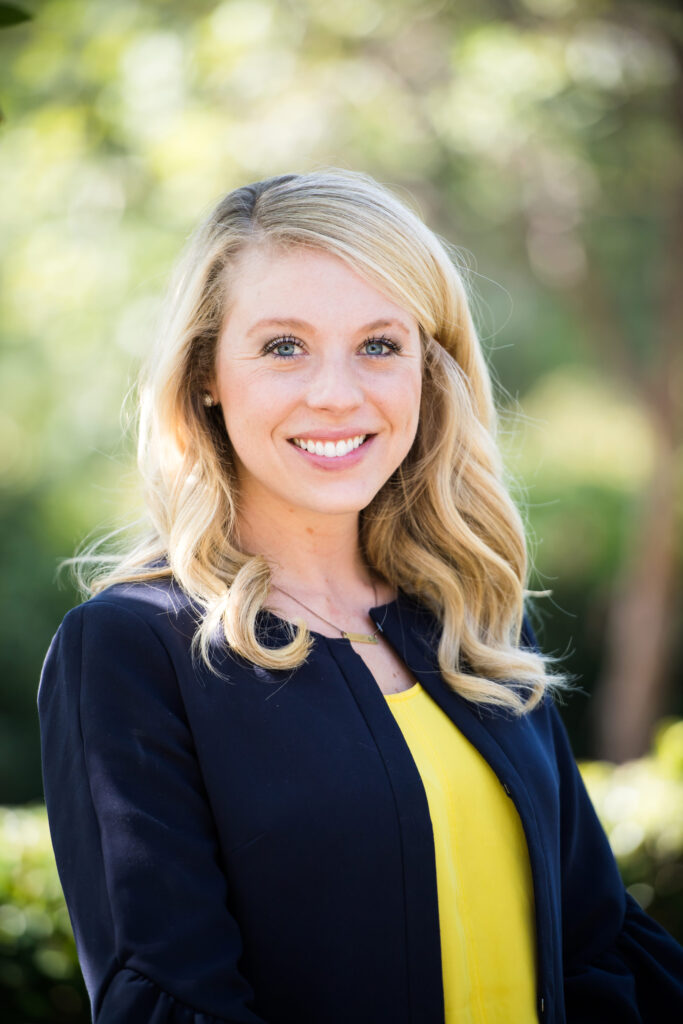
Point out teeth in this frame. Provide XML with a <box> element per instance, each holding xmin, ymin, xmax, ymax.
<box><xmin>292</xmin><ymin>435</ymin><xmax>367</xmax><ymax>458</ymax></box>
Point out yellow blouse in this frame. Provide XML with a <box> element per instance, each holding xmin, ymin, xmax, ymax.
<box><xmin>385</xmin><ymin>681</ymin><xmax>538</xmax><ymax>1023</ymax></box>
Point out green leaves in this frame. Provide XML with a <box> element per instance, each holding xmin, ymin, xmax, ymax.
<box><xmin>0</xmin><ymin>4</ymin><xmax>31</xmax><ymax>29</ymax></box>
<box><xmin>0</xmin><ymin>4</ymin><xmax>31</xmax><ymax>121</ymax></box>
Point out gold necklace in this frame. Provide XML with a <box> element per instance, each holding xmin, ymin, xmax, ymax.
<box><xmin>271</xmin><ymin>581</ymin><xmax>386</xmax><ymax>644</ymax></box>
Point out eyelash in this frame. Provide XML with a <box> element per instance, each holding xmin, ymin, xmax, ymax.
<box><xmin>262</xmin><ymin>334</ymin><xmax>402</xmax><ymax>360</ymax></box>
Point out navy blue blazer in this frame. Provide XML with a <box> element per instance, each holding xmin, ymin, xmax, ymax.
<box><xmin>38</xmin><ymin>578</ymin><xmax>683</xmax><ymax>1023</ymax></box>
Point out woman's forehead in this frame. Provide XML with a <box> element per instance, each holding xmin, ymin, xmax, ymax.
<box><xmin>224</xmin><ymin>245</ymin><xmax>421</xmax><ymax>334</ymax></box>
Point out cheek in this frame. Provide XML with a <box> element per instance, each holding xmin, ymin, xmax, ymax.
<box><xmin>217</xmin><ymin>377</ymin><xmax>256</xmax><ymax>452</ymax></box>
<box><xmin>394</xmin><ymin>368</ymin><xmax>423</xmax><ymax>430</ymax></box>
<box><xmin>401</xmin><ymin>375</ymin><xmax>423</xmax><ymax>452</ymax></box>
<box><xmin>218</xmin><ymin>368</ymin><xmax>296</xmax><ymax>445</ymax></box>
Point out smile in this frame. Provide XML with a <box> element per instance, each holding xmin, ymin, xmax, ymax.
<box><xmin>290</xmin><ymin>435</ymin><xmax>369</xmax><ymax>458</ymax></box>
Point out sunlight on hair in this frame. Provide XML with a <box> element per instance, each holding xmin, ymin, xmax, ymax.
<box><xmin>65</xmin><ymin>168</ymin><xmax>572</xmax><ymax>715</ymax></box>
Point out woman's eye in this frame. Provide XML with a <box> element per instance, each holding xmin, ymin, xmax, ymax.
<box><xmin>263</xmin><ymin>336</ymin><xmax>301</xmax><ymax>359</ymax></box>
<box><xmin>362</xmin><ymin>336</ymin><xmax>400</xmax><ymax>357</ymax></box>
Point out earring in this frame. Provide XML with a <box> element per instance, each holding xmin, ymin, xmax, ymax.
<box><xmin>202</xmin><ymin>392</ymin><xmax>215</xmax><ymax>407</ymax></box>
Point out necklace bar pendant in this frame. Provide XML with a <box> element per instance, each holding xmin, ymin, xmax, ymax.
<box><xmin>343</xmin><ymin>631</ymin><xmax>379</xmax><ymax>644</ymax></box>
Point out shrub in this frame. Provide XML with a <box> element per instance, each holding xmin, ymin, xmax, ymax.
<box><xmin>579</xmin><ymin>718</ymin><xmax>683</xmax><ymax>942</ymax></box>
<box><xmin>0</xmin><ymin>806</ymin><xmax>87</xmax><ymax>1022</ymax></box>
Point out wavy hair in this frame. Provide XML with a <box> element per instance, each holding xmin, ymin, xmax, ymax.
<box><xmin>66</xmin><ymin>168</ymin><xmax>568</xmax><ymax>714</ymax></box>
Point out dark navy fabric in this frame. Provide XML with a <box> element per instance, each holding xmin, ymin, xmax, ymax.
<box><xmin>37</xmin><ymin>578</ymin><xmax>683</xmax><ymax>1022</ymax></box>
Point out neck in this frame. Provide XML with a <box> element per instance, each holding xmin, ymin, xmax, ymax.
<box><xmin>235</xmin><ymin>500</ymin><xmax>374</xmax><ymax>601</ymax></box>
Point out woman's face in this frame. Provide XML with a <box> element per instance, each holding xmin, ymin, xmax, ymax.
<box><xmin>212</xmin><ymin>245</ymin><xmax>423</xmax><ymax>522</ymax></box>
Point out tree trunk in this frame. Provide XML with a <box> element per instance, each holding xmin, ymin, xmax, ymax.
<box><xmin>591</xmin><ymin>429</ymin><xmax>679</xmax><ymax>761</ymax></box>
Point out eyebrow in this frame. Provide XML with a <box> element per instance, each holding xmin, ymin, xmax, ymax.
<box><xmin>245</xmin><ymin>317</ymin><xmax>413</xmax><ymax>338</ymax></box>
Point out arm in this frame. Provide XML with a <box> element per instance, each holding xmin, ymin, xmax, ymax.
<box><xmin>38</xmin><ymin>601</ymin><xmax>269</xmax><ymax>1024</ymax></box>
<box><xmin>522</xmin><ymin>613</ymin><xmax>683</xmax><ymax>1021</ymax></box>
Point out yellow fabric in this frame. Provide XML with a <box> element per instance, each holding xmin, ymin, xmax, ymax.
<box><xmin>385</xmin><ymin>682</ymin><xmax>538</xmax><ymax>1024</ymax></box>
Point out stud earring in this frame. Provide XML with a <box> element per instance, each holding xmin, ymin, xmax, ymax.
<box><xmin>202</xmin><ymin>392</ymin><xmax>215</xmax><ymax>407</ymax></box>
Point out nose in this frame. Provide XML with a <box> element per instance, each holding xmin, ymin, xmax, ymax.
<box><xmin>305</xmin><ymin>352</ymin><xmax>364</xmax><ymax>413</ymax></box>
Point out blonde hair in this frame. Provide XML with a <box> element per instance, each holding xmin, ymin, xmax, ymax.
<box><xmin>66</xmin><ymin>168</ymin><xmax>568</xmax><ymax>714</ymax></box>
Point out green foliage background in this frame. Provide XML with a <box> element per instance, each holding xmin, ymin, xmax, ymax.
<box><xmin>0</xmin><ymin>0</ymin><xmax>682</xmax><ymax>1017</ymax></box>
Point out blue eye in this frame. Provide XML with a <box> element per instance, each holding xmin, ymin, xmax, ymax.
<box><xmin>263</xmin><ymin>336</ymin><xmax>301</xmax><ymax>359</ymax></box>
<box><xmin>363</xmin><ymin>336</ymin><xmax>400</xmax><ymax>357</ymax></box>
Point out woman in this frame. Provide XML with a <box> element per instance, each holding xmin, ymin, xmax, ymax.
<box><xmin>38</xmin><ymin>169</ymin><xmax>683</xmax><ymax>1023</ymax></box>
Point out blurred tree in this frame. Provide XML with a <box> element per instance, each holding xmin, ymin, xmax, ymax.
<box><xmin>0</xmin><ymin>4</ymin><xmax>31</xmax><ymax>121</ymax></box>
<box><xmin>586</xmin><ymin>8</ymin><xmax>682</xmax><ymax>761</ymax></box>
<box><xmin>0</xmin><ymin>3</ymin><xmax>30</xmax><ymax>30</ymax></box>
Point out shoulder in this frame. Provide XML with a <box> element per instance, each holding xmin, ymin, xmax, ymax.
<box><xmin>39</xmin><ymin>576</ymin><xmax>207</xmax><ymax>728</ymax></box>
<box><xmin>62</xmin><ymin>575</ymin><xmax>199</xmax><ymax>647</ymax></box>
<box><xmin>43</xmin><ymin>573</ymin><xmax>264</xmax><ymax>697</ymax></box>
<box><xmin>41</xmin><ymin>576</ymin><xmax>204</xmax><ymax>700</ymax></box>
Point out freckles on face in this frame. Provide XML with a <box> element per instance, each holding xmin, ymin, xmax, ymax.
<box><xmin>212</xmin><ymin>245</ymin><xmax>423</xmax><ymax>518</ymax></box>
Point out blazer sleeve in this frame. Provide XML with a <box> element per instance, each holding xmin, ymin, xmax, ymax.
<box><xmin>522</xmin><ymin>613</ymin><xmax>683</xmax><ymax>1022</ymax></box>
<box><xmin>37</xmin><ymin>600</ymin><xmax>269</xmax><ymax>1024</ymax></box>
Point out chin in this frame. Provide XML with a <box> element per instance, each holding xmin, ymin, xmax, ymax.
<box><xmin>289</xmin><ymin>486</ymin><xmax>381</xmax><ymax>516</ymax></box>
<box><xmin>298</xmin><ymin>497</ymin><xmax>374</xmax><ymax>517</ymax></box>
